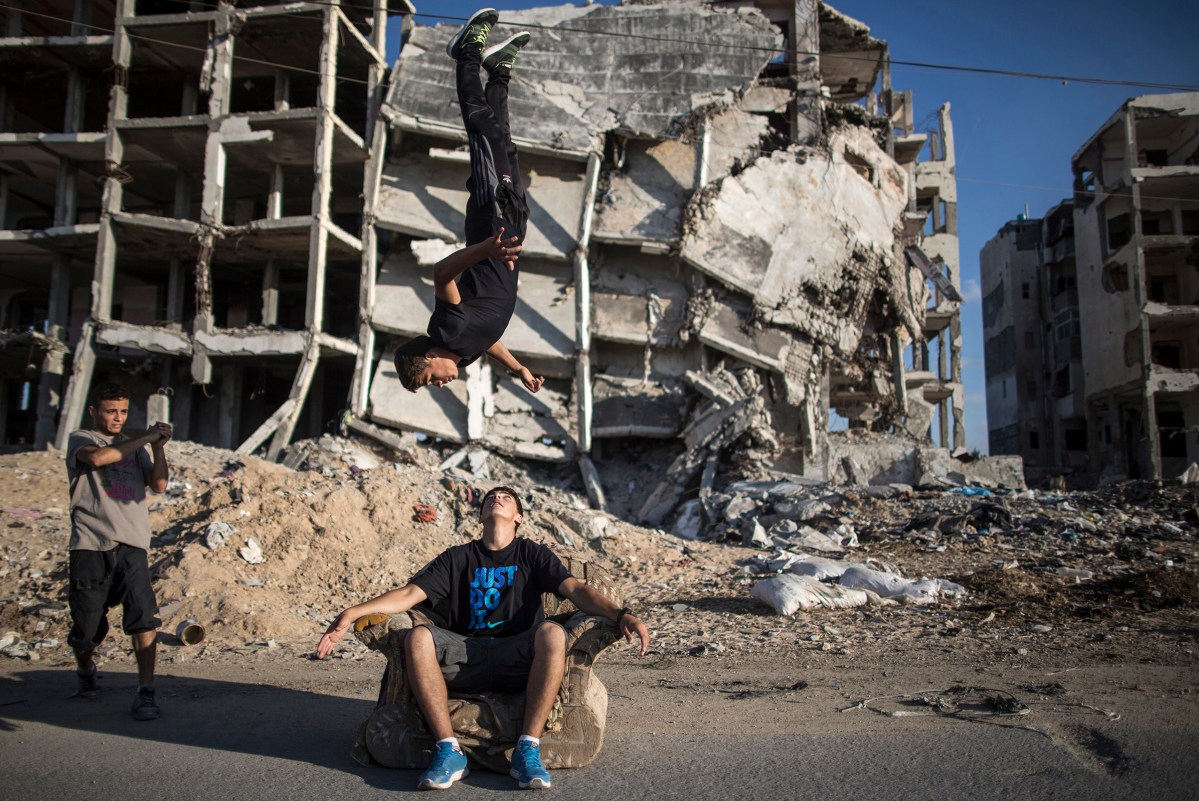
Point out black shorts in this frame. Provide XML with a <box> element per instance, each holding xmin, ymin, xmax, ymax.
<box><xmin>417</xmin><ymin>622</ymin><xmax>554</xmax><ymax>694</ymax></box>
<box><xmin>67</xmin><ymin>545</ymin><xmax>161</xmax><ymax>650</ymax></box>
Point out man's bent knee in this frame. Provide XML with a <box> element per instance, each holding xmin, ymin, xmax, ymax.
<box><xmin>405</xmin><ymin>624</ymin><xmax>435</xmax><ymax>653</ymax></box>
<box><xmin>534</xmin><ymin>621</ymin><xmax>566</xmax><ymax>655</ymax></box>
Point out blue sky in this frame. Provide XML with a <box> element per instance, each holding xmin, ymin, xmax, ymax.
<box><xmin>387</xmin><ymin>1</ymin><xmax>1199</xmax><ymax>453</ymax></box>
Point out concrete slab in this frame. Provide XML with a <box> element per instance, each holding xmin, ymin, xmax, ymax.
<box><xmin>377</xmin><ymin>149</ymin><xmax>586</xmax><ymax>260</ymax></box>
<box><xmin>594</xmin><ymin>138</ymin><xmax>695</xmax><ymax>243</ymax></box>
<box><xmin>385</xmin><ymin>3</ymin><xmax>780</xmax><ymax>151</ymax></box>
<box><xmin>369</xmin><ymin>350</ymin><xmax>468</xmax><ymax>442</ymax></box>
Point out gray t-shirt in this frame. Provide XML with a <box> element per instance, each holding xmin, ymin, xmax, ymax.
<box><xmin>66</xmin><ymin>430</ymin><xmax>155</xmax><ymax>551</ymax></box>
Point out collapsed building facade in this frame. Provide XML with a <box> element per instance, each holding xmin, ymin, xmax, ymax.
<box><xmin>1</xmin><ymin>1</ymin><xmax>965</xmax><ymax>504</ymax></box>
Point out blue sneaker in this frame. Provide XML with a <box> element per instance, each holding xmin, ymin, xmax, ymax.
<box><xmin>418</xmin><ymin>742</ymin><xmax>469</xmax><ymax>790</ymax></box>
<box><xmin>510</xmin><ymin>740</ymin><xmax>551</xmax><ymax>789</ymax></box>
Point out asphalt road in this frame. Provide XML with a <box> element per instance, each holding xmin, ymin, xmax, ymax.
<box><xmin>1</xmin><ymin>656</ymin><xmax>1196</xmax><ymax>801</ymax></box>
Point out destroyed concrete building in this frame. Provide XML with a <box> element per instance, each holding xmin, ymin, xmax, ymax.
<box><xmin>1071</xmin><ymin>92</ymin><xmax>1199</xmax><ymax>482</ymax></box>
<box><xmin>1</xmin><ymin>0</ymin><xmax>399</xmax><ymax>457</ymax></box>
<box><xmin>366</xmin><ymin>0</ymin><xmax>964</xmax><ymax>502</ymax></box>
<box><xmin>982</xmin><ymin>91</ymin><xmax>1199</xmax><ymax>486</ymax></box>
<box><xmin>2</xmin><ymin>2</ymin><xmax>965</xmax><ymax>502</ymax></box>
<box><xmin>980</xmin><ymin>201</ymin><xmax>1087</xmax><ymax>486</ymax></box>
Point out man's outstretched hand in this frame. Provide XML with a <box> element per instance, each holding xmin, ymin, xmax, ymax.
<box><xmin>315</xmin><ymin>613</ymin><xmax>352</xmax><ymax>659</ymax></box>
<box><xmin>518</xmin><ymin>366</ymin><xmax>545</xmax><ymax>393</ymax></box>
<box><xmin>483</xmin><ymin>226</ymin><xmax>522</xmax><ymax>270</ymax></box>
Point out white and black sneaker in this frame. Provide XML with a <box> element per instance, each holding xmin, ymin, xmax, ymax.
<box><xmin>446</xmin><ymin>8</ymin><xmax>499</xmax><ymax>60</ymax></box>
<box><xmin>482</xmin><ymin>32</ymin><xmax>532</xmax><ymax>75</ymax></box>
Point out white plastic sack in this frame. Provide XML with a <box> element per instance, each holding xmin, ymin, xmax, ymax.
<box><xmin>787</xmin><ymin>556</ymin><xmax>856</xmax><ymax>581</ymax></box>
<box><xmin>791</xmin><ymin>526</ymin><xmax>846</xmax><ymax>554</ymax></box>
<box><xmin>838</xmin><ymin>565</ymin><xmax>965</xmax><ymax>605</ymax></box>
<box><xmin>751</xmin><ymin>574</ymin><xmax>887</xmax><ymax>615</ymax></box>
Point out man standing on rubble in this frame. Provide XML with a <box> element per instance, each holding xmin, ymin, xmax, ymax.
<box><xmin>316</xmin><ymin>485</ymin><xmax>650</xmax><ymax>790</ymax></box>
<box><xmin>393</xmin><ymin>8</ymin><xmax>545</xmax><ymax>396</ymax></box>
<box><xmin>65</xmin><ymin>382</ymin><xmax>172</xmax><ymax>721</ymax></box>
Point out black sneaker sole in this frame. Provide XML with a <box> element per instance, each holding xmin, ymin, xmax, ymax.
<box><xmin>482</xmin><ymin>32</ymin><xmax>532</xmax><ymax>73</ymax></box>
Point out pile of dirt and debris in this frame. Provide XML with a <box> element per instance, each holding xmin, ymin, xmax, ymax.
<box><xmin>1</xmin><ymin>437</ymin><xmax>1196</xmax><ymax>671</ymax></box>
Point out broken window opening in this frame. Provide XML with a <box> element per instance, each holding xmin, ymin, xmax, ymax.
<box><xmin>1156</xmin><ymin>407</ymin><xmax>1188</xmax><ymax>459</ymax></box>
<box><xmin>334</xmin><ymin>45</ymin><xmax>370</xmax><ymax>139</ymax></box>
<box><xmin>1064</xmin><ymin>427</ymin><xmax>1087</xmax><ymax>452</ymax></box>
<box><xmin>126</xmin><ymin>70</ymin><xmax>207</xmax><ymax>120</ymax></box>
<box><xmin>134</xmin><ymin>0</ymin><xmax>195</xmax><ymax>16</ymax></box>
<box><xmin>1101</xmin><ymin>261</ymin><xmax>1130</xmax><ymax>294</ymax></box>
<box><xmin>1177</xmin><ymin>208</ymin><xmax>1199</xmax><ymax>235</ymax></box>
<box><xmin>229</xmin><ymin>74</ymin><xmax>277</xmax><ymax>115</ymax></box>
<box><xmin>1029</xmin><ymin>430</ymin><xmax>1039</xmax><ymax>449</ymax></box>
<box><xmin>1139</xmin><ymin>149</ymin><xmax>1169</xmax><ymax>168</ymax></box>
<box><xmin>1105</xmin><ymin>211</ymin><xmax>1132</xmax><ymax>254</ymax></box>
<box><xmin>1140</xmin><ymin>208</ymin><xmax>1175</xmax><ymax>237</ymax></box>
<box><xmin>222</xmin><ymin>165</ymin><xmax>272</xmax><ymax>226</ymax></box>
<box><xmin>1052</xmin><ymin>367</ymin><xmax>1071</xmax><ymax>398</ymax></box>
<box><xmin>1148</xmin><ymin>274</ymin><xmax>1180</xmax><ymax>305</ymax></box>
<box><xmin>321</xmin><ymin>259</ymin><xmax>361</xmax><ymax>339</ymax></box>
<box><xmin>1151</xmin><ymin>339</ymin><xmax>1183</xmax><ymax>369</ymax></box>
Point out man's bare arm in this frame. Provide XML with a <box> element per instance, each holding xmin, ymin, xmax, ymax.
<box><xmin>76</xmin><ymin>430</ymin><xmax>162</xmax><ymax>469</ymax></box>
<box><xmin>147</xmin><ymin>423</ymin><xmax>172</xmax><ymax>494</ymax></box>
<box><xmin>432</xmin><ymin>228</ymin><xmax>523</xmax><ymax>302</ymax></box>
<box><xmin>315</xmin><ymin>584</ymin><xmax>429</xmax><ymax>659</ymax></box>
<box><xmin>559</xmin><ymin>577</ymin><xmax>650</xmax><ymax>656</ymax></box>
<box><xmin>485</xmin><ymin>341</ymin><xmax>545</xmax><ymax>393</ymax></box>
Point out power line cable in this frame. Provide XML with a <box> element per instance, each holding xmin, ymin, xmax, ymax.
<box><xmin>6</xmin><ymin>2</ymin><xmax>1195</xmax><ymax>92</ymax></box>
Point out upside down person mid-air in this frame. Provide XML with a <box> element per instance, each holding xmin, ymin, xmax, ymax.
<box><xmin>393</xmin><ymin>8</ymin><xmax>545</xmax><ymax>395</ymax></box>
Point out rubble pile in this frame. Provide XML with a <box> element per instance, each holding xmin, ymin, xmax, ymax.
<box><xmin>1</xmin><ymin>439</ymin><xmax>1196</xmax><ymax>668</ymax></box>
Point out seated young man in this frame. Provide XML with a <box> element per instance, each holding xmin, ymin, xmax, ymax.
<box><xmin>395</xmin><ymin>8</ymin><xmax>544</xmax><ymax>395</ymax></box>
<box><xmin>316</xmin><ymin>485</ymin><xmax>650</xmax><ymax>790</ymax></box>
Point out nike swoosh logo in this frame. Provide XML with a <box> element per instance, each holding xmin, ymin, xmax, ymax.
<box><xmin>486</xmin><ymin>620</ymin><xmax>506</xmax><ymax>629</ymax></box>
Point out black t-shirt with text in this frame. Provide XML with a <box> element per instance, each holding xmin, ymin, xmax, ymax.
<box><xmin>427</xmin><ymin>258</ymin><xmax>519</xmax><ymax>367</ymax></box>
<box><xmin>409</xmin><ymin>538</ymin><xmax>572</xmax><ymax>637</ymax></box>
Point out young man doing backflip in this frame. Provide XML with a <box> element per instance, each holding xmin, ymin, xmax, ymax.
<box><xmin>394</xmin><ymin>9</ymin><xmax>545</xmax><ymax>396</ymax></box>
<box><xmin>65</xmin><ymin>383</ymin><xmax>172</xmax><ymax>721</ymax></box>
<box><xmin>316</xmin><ymin>484</ymin><xmax>650</xmax><ymax>790</ymax></box>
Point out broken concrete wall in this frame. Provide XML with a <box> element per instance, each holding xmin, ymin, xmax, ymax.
<box><xmin>383</xmin><ymin>3</ymin><xmax>782</xmax><ymax>152</ymax></box>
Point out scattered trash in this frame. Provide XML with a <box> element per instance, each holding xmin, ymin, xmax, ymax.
<box><xmin>204</xmin><ymin>521</ymin><xmax>235</xmax><ymax>549</ymax></box>
<box><xmin>3</xmin><ymin>508</ymin><xmax>43</xmax><ymax>519</ymax></box>
<box><xmin>413</xmin><ymin>504</ymin><xmax>438</xmax><ymax>524</ymax></box>
<box><xmin>175</xmin><ymin>619</ymin><xmax>206</xmax><ymax>645</ymax></box>
<box><xmin>238</xmin><ymin>538</ymin><xmax>265</xmax><ymax>564</ymax></box>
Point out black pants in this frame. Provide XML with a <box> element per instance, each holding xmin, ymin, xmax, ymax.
<box><xmin>457</xmin><ymin>50</ymin><xmax>529</xmax><ymax>247</ymax></box>
<box><xmin>67</xmin><ymin>545</ymin><xmax>161</xmax><ymax>650</ymax></box>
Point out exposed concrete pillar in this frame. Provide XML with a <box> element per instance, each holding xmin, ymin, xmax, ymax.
<box><xmin>268</xmin><ymin>336</ymin><xmax>320</xmax><ymax>460</ymax></box>
<box><xmin>305</xmin><ymin>7</ymin><xmax>340</xmax><ymax>333</ymax></box>
<box><xmin>58</xmin><ymin>0</ymin><xmax>134</xmax><ymax>445</ymax></box>
<box><xmin>351</xmin><ymin>12</ymin><xmax>389</xmax><ymax>416</ymax></box>
<box><xmin>147</xmin><ymin>391</ymin><xmax>170</xmax><ymax>428</ymax></box>
<box><xmin>1124</xmin><ymin>104</ymin><xmax>1160</xmax><ymax>479</ymax></box>
<box><xmin>273</xmin><ymin>69</ymin><xmax>290</xmax><ymax>112</ymax></box>
<box><xmin>574</xmin><ymin>152</ymin><xmax>602</xmax><ymax>455</ymax></box>
<box><xmin>790</xmin><ymin>0</ymin><xmax>821</xmax><ymax>145</ymax></box>
<box><xmin>55</xmin><ymin>321</ymin><xmax>97</xmax><ymax>448</ymax></box>
<box><xmin>217</xmin><ymin>364</ymin><xmax>242</xmax><ymax>449</ymax></box>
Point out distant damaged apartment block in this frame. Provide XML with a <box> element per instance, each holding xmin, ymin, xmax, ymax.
<box><xmin>1</xmin><ymin>2</ymin><xmax>963</xmax><ymax>502</ymax></box>
<box><xmin>1071</xmin><ymin>92</ymin><xmax>1199</xmax><ymax>482</ymax></box>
